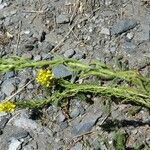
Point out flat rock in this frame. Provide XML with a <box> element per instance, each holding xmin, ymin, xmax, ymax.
<box><xmin>13</xmin><ymin>117</ymin><xmax>39</xmax><ymax>131</ymax></box>
<box><xmin>64</xmin><ymin>49</ymin><xmax>75</xmax><ymax>58</ymax></box>
<box><xmin>111</xmin><ymin>19</ymin><xmax>137</xmax><ymax>35</ymax></box>
<box><xmin>8</xmin><ymin>138</ymin><xmax>22</xmax><ymax>150</ymax></box>
<box><xmin>56</xmin><ymin>14</ymin><xmax>70</xmax><ymax>24</ymax></box>
<box><xmin>9</xmin><ymin>130</ymin><xmax>29</xmax><ymax>140</ymax></box>
<box><xmin>71</xmin><ymin>112</ymin><xmax>102</xmax><ymax>135</ymax></box>
<box><xmin>71</xmin><ymin>142</ymin><xmax>83</xmax><ymax>150</ymax></box>
<box><xmin>0</xmin><ymin>117</ymin><xmax>9</xmax><ymax>129</ymax></box>
<box><xmin>1</xmin><ymin>79</ymin><xmax>16</xmax><ymax>96</ymax></box>
<box><xmin>52</xmin><ymin>64</ymin><xmax>72</xmax><ymax>78</ymax></box>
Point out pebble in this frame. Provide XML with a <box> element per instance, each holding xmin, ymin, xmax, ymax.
<box><xmin>4</xmin><ymin>71</ymin><xmax>15</xmax><ymax>79</ymax></box>
<box><xmin>70</xmin><ymin>107</ymin><xmax>80</xmax><ymax>118</ymax></box>
<box><xmin>22</xmin><ymin>53</ymin><xmax>33</xmax><ymax>59</ymax></box>
<box><xmin>111</xmin><ymin>19</ymin><xmax>137</xmax><ymax>35</ymax></box>
<box><xmin>63</xmin><ymin>49</ymin><xmax>75</xmax><ymax>58</ymax></box>
<box><xmin>8</xmin><ymin>138</ymin><xmax>22</xmax><ymax>150</ymax></box>
<box><xmin>100</xmin><ymin>27</ymin><xmax>110</xmax><ymax>35</ymax></box>
<box><xmin>0</xmin><ymin>117</ymin><xmax>9</xmax><ymax>129</ymax></box>
<box><xmin>71</xmin><ymin>142</ymin><xmax>83</xmax><ymax>150</ymax></box>
<box><xmin>122</xmin><ymin>41</ymin><xmax>136</xmax><ymax>53</ymax></box>
<box><xmin>14</xmin><ymin>117</ymin><xmax>39</xmax><ymax>131</ymax></box>
<box><xmin>72</xmin><ymin>53</ymin><xmax>85</xmax><ymax>60</ymax></box>
<box><xmin>41</xmin><ymin>42</ymin><xmax>54</xmax><ymax>52</ymax></box>
<box><xmin>58</xmin><ymin>111</ymin><xmax>66</xmax><ymax>122</ymax></box>
<box><xmin>1</xmin><ymin>79</ymin><xmax>16</xmax><ymax>96</ymax></box>
<box><xmin>134</xmin><ymin>23</ymin><xmax>150</xmax><ymax>43</ymax></box>
<box><xmin>60</xmin><ymin>121</ymin><xmax>68</xmax><ymax>129</ymax></box>
<box><xmin>9</xmin><ymin>130</ymin><xmax>29</xmax><ymax>140</ymax></box>
<box><xmin>52</xmin><ymin>64</ymin><xmax>72</xmax><ymax>78</ymax></box>
<box><xmin>126</xmin><ymin>32</ymin><xmax>134</xmax><ymax>41</ymax></box>
<box><xmin>71</xmin><ymin>113</ymin><xmax>101</xmax><ymax>135</ymax></box>
<box><xmin>56</xmin><ymin>14</ymin><xmax>70</xmax><ymax>24</ymax></box>
<box><xmin>33</xmin><ymin>55</ymin><xmax>41</xmax><ymax>61</ymax></box>
<box><xmin>41</xmin><ymin>53</ymin><xmax>53</xmax><ymax>60</ymax></box>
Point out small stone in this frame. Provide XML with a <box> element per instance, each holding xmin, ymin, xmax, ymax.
<box><xmin>71</xmin><ymin>142</ymin><xmax>83</xmax><ymax>150</ymax></box>
<box><xmin>1</xmin><ymin>79</ymin><xmax>16</xmax><ymax>96</ymax></box>
<box><xmin>111</xmin><ymin>19</ymin><xmax>137</xmax><ymax>35</ymax></box>
<box><xmin>41</xmin><ymin>42</ymin><xmax>54</xmax><ymax>52</ymax></box>
<box><xmin>71</xmin><ymin>112</ymin><xmax>102</xmax><ymax>135</ymax></box>
<box><xmin>9</xmin><ymin>130</ymin><xmax>29</xmax><ymax>140</ymax></box>
<box><xmin>56</xmin><ymin>14</ymin><xmax>70</xmax><ymax>24</ymax></box>
<box><xmin>14</xmin><ymin>117</ymin><xmax>39</xmax><ymax>131</ymax></box>
<box><xmin>70</xmin><ymin>107</ymin><xmax>80</xmax><ymax>118</ymax></box>
<box><xmin>126</xmin><ymin>32</ymin><xmax>134</xmax><ymax>41</ymax></box>
<box><xmin>100</xmin><ymin>27</ymin><xmax>110</xmax><ymax>35</ymax></box>
<box><xmin>122</xmin><ymin>41</ymin><xmax>136</xmax><ymax>53</ymax></box>
<box><xmin>34</xmin><ymin>55</ymin><xmax>41</xmax><ymax>61</ymax></box>
<box><xmin>134</xmin><ymin>23</ymin><xmax>150</xmax><ymax>43</ymax></box>
<box><xmin>63</xmin><ymin>49</ymin><xmax>75</xmax><ymax>58</ymax></box>
<box><xmin>60</xmin><ymin>121</ymin><xmax>68</xmax><ymax>129</ymax></box>
<box><xmin>8</xmin><ymin>138</ymin><xmax>22</xmax><ymax>150</ymax></box>
<box><xmin>105</xmin><ymin>0</ymin><xmax>113</xmax><ymax>6</ymax></box>
<box><xmin>0</xmin><ymin>117</ymin><xmax>8</xmax><ymax>129</ymax></box>
<box><xmin>4</xmin><ymin>71</ymin><xmax>15</xmax><ymax>79</ymax></box>
<box><xmin>0</xmin><ymin>3</ymin><xmax>7</xmax><ymax>10</ymax></box>
<box><xmin>27</xmin><ymin>83</ymin><xmax>34</xmax><ymax>89</ymax></box>
<box><xmin>73</xmin><ymin>53</ymin><xmax>85</xmax><ymax>60</ymax></box>
<box><xmin>41</xmin><ymin>53</ymin><xmax>53</xmax><ymax>60</ymax></box>
<box><xmin>72</xmin><ymin>122</ymin><xmax>95</xmax><ymax>135</ymax></box>
<box><xmin>58</xmin><ymin>111</ymin><xmax>66</xmax><ymax>122</ymax></box>
<box><xmin>52</xmin><ymin>64</ymin><xmax>72</xmax><ymax>78</ymax></box>
<box><xmin>22</xmin><ymin>53</ymin><xmax>33</xmax><ymax>59</ymax></box>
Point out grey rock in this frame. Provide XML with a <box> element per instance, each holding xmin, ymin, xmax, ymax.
<box><xmin>14</xmin><ymin>117</ymin><xmax>39</xmax><ymax>131</ymax></box>
<box><xmin>0</xmin><ymin>117</ymin><xmax>9</xmax><ymax>129</ymax></box>
<box><xmin>100</xmin><ymin>27</ymin><xmax>110</xmax><ymax>35</ymax></box>
<box><xmin>111</xmin><ymin>19</ymin><xmax>137</xmax><ymax>35</ymax></box>
<box><xmin>91</xmin><ymin>139</ymin><xmax>107</xmax><ymax>150</ymax></box>
<box><xmin>1</xmin><ymin>79</ymin><xmax>16</xmax><ymax>96</ymax></box>
<box><xmin>71</xmin><ymin>112</ymin><xmax>102</xmax><ymax>135</ymax></box>
<box><xmin>52</xmin><ymin>64</ymin><xmax>72</xmax><ymax>78</ymax></box>
<box><xmin>34</xmin><ymin>55</ymin><xmax>41</xmax><ymax>61</ymax></box>
<box><xmin>64</xmin><ymin>49</ymin><xmax>75</xmax><ymax>58</ymax></box>
<box><xmin>4</xmin><ymin>71</ymin><xmax>15</xmax><ymax>79</ymax></box>
<box><xmin>71</xmin><ymin>142</ymin><xmax>83</xmax><ymax>150</ymax></box>
<box><xmin>71</xmin><ymin>122</ymin><xmax>95</xmax><ymax>135</ymax></box>
<box><xmin>56</xmin><ymin>14</ymin><xmax>70</xmax><ymax>24</ymax></box>
<box><xmin>8</xmin><ymin>138</ymin><xmax>22</xmax><ymax>150</ymax></box>
<box><xmin>122</xmin><ymin>41</ymin><xmax>136</xmax><ymax>53</ymax></box>
<box><xmin>0</xmin><ymin>92</ymin><xmax>5</xmax><ymax>101</ymax></box>
<box><xmin>73</xmin><ymin>53</ymin><xmax>86</xmax><ymax>60</ymax></box>
<box><xmin>9</xmin><ymin>130</ymin><xmax>29</xmax><ymax>140</ymax></box>
<box><xmin>41</xmin><ymin>53</ymin><xmax>53</xmax><ymax>60</ymax></box>
<box><xmin>126</xmin><ymin>32</ymin><xmax>134</xmax><ymax>41</ymax></box>
<box><xmin>41</xmin><ymin>42</ymin><xmax>54</xmax><ymax>52</ymax></box>
<box><xmin>70</xmin><ymin>107</ymin><xmax>80</xmax><ymax>118</ymax></box>
<box><xmin>60</xmin><ymin>121</ymin><xmax>68</xmax><ymax>129</ymax></box>
<box><xmin>58</xmin><ymin>111</ymin><xmax>66</xmax><ymax>122</ymax></box>
<box><xmin>134</xmin><ymin>23</ymin><xmax>150</xmax><ymax>43</ymax></box>
<box><xmin>22</xmin><ymin>53</ymin><xmax>33</xmax><ymax>59</ymax></box>
<box><xmin>26</xmin><ymin>83</ymin><xmax>34</xmax><ymax>89</ymax></box>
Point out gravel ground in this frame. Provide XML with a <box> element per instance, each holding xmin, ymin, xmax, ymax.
<box><xmin>0</xmin><ymin>0</ymin><xmax>150</xmax><ymax>149</ymax></box>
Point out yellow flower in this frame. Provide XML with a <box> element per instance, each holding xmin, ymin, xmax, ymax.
<box><xmin>36</xmin><ymin>69</ymin><xmax>54</xmax><ymax>87</ymax></box>
<box><xmin>0</xmin><ymin>101</ymin><xmax>16</xmax><ymax>112</ymax></box>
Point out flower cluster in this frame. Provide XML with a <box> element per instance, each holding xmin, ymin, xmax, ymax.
<box><xmin>0</xmin><ymin>101</ymin><xmax>16</xmax><ymax>112</ymax></box>
<box><xmin>36</xmin><ymin>69</ymin><xmax>54</xmax><ymax>87</ymax></box>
